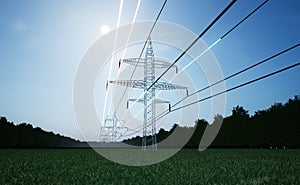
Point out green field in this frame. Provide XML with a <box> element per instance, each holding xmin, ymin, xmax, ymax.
<box><xmin>0</xmin><ymin>149</ymin><xmax>299</xmax><ymax>184</ymax></box>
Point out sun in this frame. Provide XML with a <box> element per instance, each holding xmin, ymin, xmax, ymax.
<box><xmin>100</xmin><ymin>25</ymin><xmax>111</xmax><ymax>35</ymax></box>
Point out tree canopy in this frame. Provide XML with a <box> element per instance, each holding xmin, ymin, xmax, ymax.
<box><xmin>124</xmin><ymin>95</ymin><xmax>300</xmax><ymax>148</ymax></box>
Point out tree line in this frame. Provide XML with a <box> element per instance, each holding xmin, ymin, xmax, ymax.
<box><xmin>1</xmin><ymin>94</ymin><xmax>299</xmax><ymax>148</ymax></box>
<box><xmin>0</xmin><ymin>117</ymin><xmax>80</xmax><ymax>148</ymax></box>
<box><xmin>124</xmin><ymin>95</ymin><xmax>300</xmax><ymax>148</ymax></box>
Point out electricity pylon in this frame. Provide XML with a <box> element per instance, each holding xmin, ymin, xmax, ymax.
<box><xmin>100</xmin><ymin>113</ymin><xmax>128</xmax><ymax>143</ymax></box>
<box><xmin>109</xmin><ymin>37</ymin><xmax>188</xmax><ymax>150</ymax></box>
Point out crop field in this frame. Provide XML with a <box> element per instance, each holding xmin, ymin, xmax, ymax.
<box><xmin>0</xmin><ymin>149</ymin><xmax>299</xmax><ymax>184</ymax></box>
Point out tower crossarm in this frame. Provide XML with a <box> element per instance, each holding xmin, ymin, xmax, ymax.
<box><xmin>109</xmin><ymin>80</ymin><xmax>146</xmax><ymax>89</ymax></box>
<box><xmin>153</xmin><ymin>81</ymin><xmax>187</xmax><ymax>90</ymax></box>
<box><xmin>128</xmin><ymin>98</ymin><xmax>170</xmax><ymax>104</ymax></box>
<box><xmin>109</xmin><ymin>80</ymin><xmax>187</xmax><ymax>90</ymax></box>
<box><xmin>120</xmin><ymin>58</ymin><xmax>178</xmax><ymax>70</ymax></box>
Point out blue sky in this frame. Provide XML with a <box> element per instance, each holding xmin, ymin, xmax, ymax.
<box><xmin>0</xmin><ymin>0</ymin><xmax>299</xmax><ymax>141</ymax></box>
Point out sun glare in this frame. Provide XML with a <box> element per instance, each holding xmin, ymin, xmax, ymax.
<box><xmin>100</xmin><ymin>25</ymin><xmax>111</xmax><ymax>35</ymax></box>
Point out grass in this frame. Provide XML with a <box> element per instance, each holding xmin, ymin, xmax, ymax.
<box><xmin>0</xmin><ymin>149</ymin><xmax>299</xmax><ymax>184</ymax></box>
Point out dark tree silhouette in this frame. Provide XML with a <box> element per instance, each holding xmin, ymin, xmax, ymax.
<box><xmin>0</xmin><ymin>118</ymin><xmax>81</xmax><ymax>148</ymax></box>
<box><xmin>125</xmin><ymin>94</ymin><xmax>300</xmax><ymax>148</ymax></box>
<box><xmin>1</xmin><ymin>94</ymin><xmax>300</xmax><ymax>148</ymax></box>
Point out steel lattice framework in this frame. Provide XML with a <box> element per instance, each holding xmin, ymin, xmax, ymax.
<box><xmin>109</xmin><ymin>80</ymin><xmax>187</xmax><ymax>90</ymax></box>
<box><xmin>100</xmin><ymin>114</ymin><xmax>128</xmax><ymax>143</ymax></box>
<box><xmin>110</xmin><ymin>37</ymin><xmax>188</xmax><ymax>150</ymax></box>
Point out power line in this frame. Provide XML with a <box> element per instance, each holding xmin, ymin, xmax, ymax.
<box><xmin>114</xmin><ymin>0</ymin><xmax>168</xmax><ymax>113</ymax></box>
<box><xmin>127</xmin><ymin>0</ymin><xmax>271</xmax><ymax>124</ymax></box>
<box><xmin>170</xmin><ymin>62</ymin><xmax>300</xmax><ymax>112</ymax></box>
<box><xmin>123</xmin><ymin>60</ymin><xmax>300</xmax><ymax>139</ymax></box>
<box><xmin>120</xmin><ymin>47</ymin><xmax>300</xmax><ymax>139</ymax></box>
<box><xmin>122</xmin><ymin>0</ymin><xmax>240</xmax><ymax>121</ymax></box>
<box><xmin>148</xmin><ymin>0</ymin><xmax>168</xmax><ymax>35</ymax></box>
<box><xmin>102</xmin><ymin>0</ymin><xmax>125</xmax><ymax>122</ymax></box>
<box><xmin>154</xmin><ymin>44</ymin><xmax>300</xmax><ymax>122</ymax></box>
<box><xmin>118</xmin><ymin>128</ymin><xmax>143</xmax><ymax>139</ymax></box>
<box><xmin>116</xmin><ymin>0</ymin><xmax>299</xmax><ymax>140</ymax></box>
<box><xmin>116</xmin><ymin>0</ymin><xmax>293</xmax><ymax>140</ymax></box>
<box><xmin>107</xmin><ymin>0</ymin><xmax>141</xmax><ymax>116</ymax></box>
<box><xmin>147</xmin><ymin>0</ymin><xmax>237</xmax><ymax>91</ymax></box>
<box><xmin>154</xmin><ymin>62</ymin><xmax>300</xmax><ymax>122</ymax></box>
<box><xmin>172</xmin><ymin>43</ymin><xmax>300</xmax><ymax>110</ymax></box>
<box><xmin>221</xmin><ymin>0</ymin><xmax>269</xmax><ymax>40</ymax></box>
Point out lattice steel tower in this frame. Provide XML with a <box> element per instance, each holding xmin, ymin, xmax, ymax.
<box><xmin>100</xmin><ymin>113</ymin><xmax>128</xmax><ymax>143</ymax></box>
<box><xmin>109</xmin><ymin>37</ymin><xmax>188</xmax><ymax>150</ymax></box>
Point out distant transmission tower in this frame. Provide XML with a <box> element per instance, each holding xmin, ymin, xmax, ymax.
<box><xmin>100</xmin><ymin>113</ymin><xmax>128</xmax><ymax>143</ymax></box>
<box><xmin>109</xmin><ymin>37</ymin><xmax>188</xmax><ymax>150</ymax></box>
